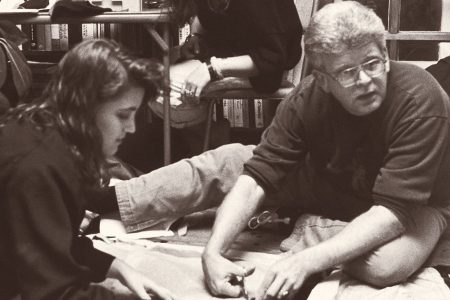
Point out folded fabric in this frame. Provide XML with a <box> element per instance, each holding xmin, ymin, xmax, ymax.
<box><xmin>50</xmin><ymin>0</ymin><xmax>112</xmax><ymax>20</ymax></box>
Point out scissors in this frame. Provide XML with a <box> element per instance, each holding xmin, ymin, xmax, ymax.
<box><xmin>247</xmin><ymin>210</ymin><xmax>290</xmax><ymax>230</ymax></box>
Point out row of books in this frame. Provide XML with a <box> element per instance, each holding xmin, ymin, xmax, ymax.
<box><xmin>20</xmin><ymin>23</ymin><xmax>156</xmax><ymax>64</ymax></box>
<box><xmin>21</xmin><ymin>23</ymin><xmax>147</xmax><ymax>51</ymax></box>
<box><xmin>213</xmin><ymin>98</ymin><xmax>279</xmax><ymax>129</ymax></box>
<box><xmin>21</xmin><ymin>24</ymin><xmax>69</xmax><ymax>51</ymax></box>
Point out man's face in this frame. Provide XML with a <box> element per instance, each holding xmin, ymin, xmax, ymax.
<box><xmin>316</xmin><ymin>42</ymin><xmax>388</xmax><ymax>116</ymax></box>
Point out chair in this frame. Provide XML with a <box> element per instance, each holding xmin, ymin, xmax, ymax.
<box><xmin>199</xmin><ymin>77</ymin><xmax>295</xmax><ymax>151</ymax></box>
<box><xmin>198</xmin><ymin>0</ymin><xmax>319</xmax><ymax>151</ymax></box>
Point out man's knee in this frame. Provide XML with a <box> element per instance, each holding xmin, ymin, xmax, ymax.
<box><xmin>343</xmin><ymin>259</ymin><xmax>414</xmax><ymax>288</ymax></box>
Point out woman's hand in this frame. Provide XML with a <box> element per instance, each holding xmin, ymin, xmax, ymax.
<box><xmin>256</xmin><ymin>252</ymin><xmax>312</xmax><ymax>300</ymax></box>
<box><xmin>181</xmin><ymin>63</ymin><xmax>211</xmax><ymax>104</ymax></box>
<box><xmin>107</xmin><ymin>258</ymin><xmax>176</xmax><ymax>300</ymax></box>
<box><xmin>78</xmin><ymin>210</ymin><xmax>98</xmax><ymax>234</ymax></box>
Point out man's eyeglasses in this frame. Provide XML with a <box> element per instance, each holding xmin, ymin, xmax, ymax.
<box><xmin>324</xmin><ymin>58</ymin><xmax>389</xmax><ymax>88</ymax></box>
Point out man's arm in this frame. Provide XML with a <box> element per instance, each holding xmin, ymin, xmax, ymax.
<box><xmin>202</xmin><ymin>174</ymin><xmax>265</xmax><ymax>297</ymax></box>
<box><xmin>258</xmin><ymin>205</ymin><xmax>405</xmax><ymax>299</ymax></box>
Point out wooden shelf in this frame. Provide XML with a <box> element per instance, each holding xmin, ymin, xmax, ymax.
<box><xmin>386</xmin><ymin>31</ymin><xmax>450</xmax><ymax>42</ymax></box>
<box><xmin>0</xmin><ymin>10</ymin><xmax>171</xmax><ymax>24</ymax></box>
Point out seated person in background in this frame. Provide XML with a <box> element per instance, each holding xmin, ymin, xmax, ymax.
<box><xmin>426</xmin><ymin>55</ymin><xmax>450</xmax><ymax>96</ymax></box>
<box><xmin>171</xmin><ymin>0</ymin><xmax>303</xmax><ymax>103</ymax></box>
<box><xmin>0</xmin><ymin>39</ymin><xmax>175</xmax><ymax>300</ymax></box>
<box><xmin>198</xmin><ymin>1</ymin><xmax>450</xmax><ymax>299</ymax></box>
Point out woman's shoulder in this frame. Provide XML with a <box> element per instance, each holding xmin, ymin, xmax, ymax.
<box><xmin>0</xmin><ymin>120</ymin><xmax>72</xmax><ymax>172</ymax></box>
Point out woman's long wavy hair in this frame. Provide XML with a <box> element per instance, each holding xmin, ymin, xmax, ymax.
<box><xmin>0</xmin><ymin>39</ymin><xmax>163</xmax><ymax>186</ymax></box>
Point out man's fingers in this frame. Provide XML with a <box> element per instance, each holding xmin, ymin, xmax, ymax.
<box><xmin>142</xmin><ymin>277</ymin><xmax>177</xmax><ymax>300</ymax></box>
<box><xmin>219</xmin><ymin>279</ymin><xmax>246</xmax><ymax>298</ymax></box>
<box><xmin>126</xmin><ymin>281</ymin><xmax>151</xmax><ymax>300</ymax></box>
<box><xmin>243</xmin><ymin>265</ymin><xmax>256</xmax><ymax>277</ymax></box>
<box><xmin>265</xmin><ymin>276</ymin><xmax>286</xmax><ymax>300</ymax></box>
<box><xmin>257</xmin><ymin>270</ymin><xmax>276</xmax><ymax>300</ymax></box>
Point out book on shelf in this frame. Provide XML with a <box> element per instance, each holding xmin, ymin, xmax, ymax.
<box><xmin>82</xmin><ymin>23</ymin><xmax>97</xmax><ymax>40</ymax></box>
<box><xmin>222</xmin><ymin>99</ymin><xmax>234</xmax><ymax>127</ymax></box>
<box><xmin>254</xmin><ymin>99</ymin><xmax>264</xmax><ymax>128</ymax></box>
<box><xmin>35</xmin><ymin>24</ymin><xmax>46</xmax><ymax>51</ymax></box>
<box><xmin>50</xmin><ymin>24</ymin><xmax>61</xmax><ymax>50</ymax></box>
<box><xmin>232</xmin><ymin>99</ymin><xmax>250</xmax><ymax>128</ymax></box>
<box><xmin>178</xmin><ymin>23</ymin><xmax>190</xmax><ymax>45</ymax></box>
<box><xmin>59</xmin><ymin>24</ymin><xmax>69</xmax><ymax>50</ymax></box>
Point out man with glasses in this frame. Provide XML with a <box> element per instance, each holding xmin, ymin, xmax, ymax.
<box><xmin>201</xmin><ymin>1</ymin><xmax>450</xmax><ymax>299</ymax></box>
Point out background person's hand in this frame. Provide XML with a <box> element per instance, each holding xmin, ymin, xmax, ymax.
<box><xmin>181</xmin><ymin>63</ymin><xmax>210</xmax><ymax>105</ymax></box>
<box><xmin>256</xmin><ymin>253</ymin><xmax>310</xmax><ymax>300</ymax></box>
<box><xmin>107</xmin><ymin>258</ymin><xmax>177</xmax><ymax>300</ymax></box>
<box><xmin>180</xmin><ymin>34</ymin><xmax>204</xmax><ymax>60</ymax></box>
<box><xmin>202</xmin><ymin>252</ymin><xmax>255</xmax><ymax>297</ymax></box>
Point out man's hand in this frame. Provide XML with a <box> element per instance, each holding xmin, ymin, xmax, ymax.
<box><xmin>202</xmin><ymin>251</ymin><xmax>255</xmax><ymax>297</ymax></box>
<box><xmin>256</xmin><ymin>252</ymin><xmax>312</xmax><ymax>300</ymax></box>
<box><xmin>107</xmin><ymin>258</ymin><xmax>177</xmax><ymax>300</ymax></box>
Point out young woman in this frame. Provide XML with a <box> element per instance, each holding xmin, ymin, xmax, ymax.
<box><xmin>171</xmin><ymin>0</ymin><xmax>303</xmax><ymax>103</ymax></box>
<box><xmin>0</xmin><ymin>39</ymin><xmax>175</xmax><ymax>300</ymax></box>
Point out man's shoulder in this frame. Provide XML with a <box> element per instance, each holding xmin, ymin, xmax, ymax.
<box><xmin>390</xmin><ymin>61</ymin><xmax>445</xmax><ymax>93</ymax></box>
<box><xmin>389</xmin><ymin>61</ymin><xmax>449</xmax><ymax>117</ymax></box>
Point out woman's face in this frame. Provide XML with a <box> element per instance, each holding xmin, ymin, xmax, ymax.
<box><xmin>95</xmin><ymin>84</ymin><xmax>144</xmax><ymax>158</ymax></box>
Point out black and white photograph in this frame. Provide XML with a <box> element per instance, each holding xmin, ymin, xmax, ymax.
<box><xmin>1</xmin><ymin>0</ymin><xmax>450</xmax><ymax>299</ymax></box>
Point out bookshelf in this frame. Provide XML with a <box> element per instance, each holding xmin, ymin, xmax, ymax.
<box><xmin>2</xmin><ymin>10</ymin><xmax>174</xmax><ymax>165</ymax></box>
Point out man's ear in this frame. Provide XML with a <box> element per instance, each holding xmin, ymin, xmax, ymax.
<box><xmin>312</xmin><ymin>70</ymin><xmax>330</xmax><ymax>92</ymax></box>
<box><xmin>382</xmin><ymin>47</ymin><xmax>390</xmax><ymax>73</ymax></box>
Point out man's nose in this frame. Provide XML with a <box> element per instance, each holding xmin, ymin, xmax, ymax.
<box><xmin>356</xmin><ymin>68</ymin><xmax>372</xmax><ymax>85</ymax></box>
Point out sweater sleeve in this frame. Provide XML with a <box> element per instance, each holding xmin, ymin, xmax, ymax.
<box><xmin>244</xmin><ymin>0</ymin><xmax>302</xmax><ymax>76</ymax></box>
<box><xmin>243</xmin><ymin>85</ymin><xmax>309</xmax><ymax>193</ymax></box>
<box><xmin>5</xmin><ymin>159</ymin><xmax>120</xmax><ymax>300</ymax></box>
<box><xmin>372</xmin><ymin>115</ymin><xmax>450</xmax><ymax>225</ymax></box>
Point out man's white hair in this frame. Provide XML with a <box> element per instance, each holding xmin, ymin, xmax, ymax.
<box><xmin>305</xmin><ymin>1</ymin><xmax>386</xmax><ymax>68</ymax></box>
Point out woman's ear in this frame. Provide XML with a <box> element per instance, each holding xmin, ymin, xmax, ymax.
<box><xmin>312</xmin><ymin>70</ymin><xmax>330</xmax><ymax>92</ymax></box>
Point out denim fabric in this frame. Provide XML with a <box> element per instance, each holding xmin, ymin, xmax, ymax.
<box><xmin>280</xmin><ymin>205</ymin><xmax>446</xmax><ymax>280</ymax></box>
<box><xmin>115</xmin><ymin>143</ymin><xmax>255</xmax><ymax>232</ymax></box>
